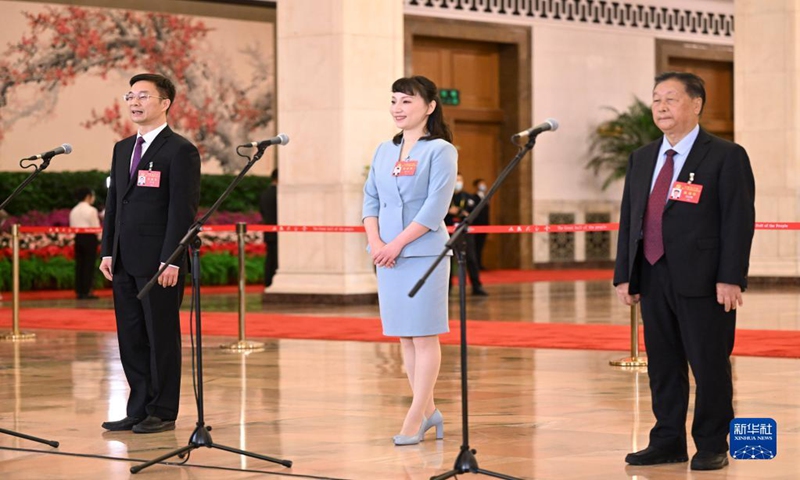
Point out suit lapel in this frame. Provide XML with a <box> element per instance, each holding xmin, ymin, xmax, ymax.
<box><xmin>633</xmin><ymin>141</ymin><xmax>660</xmax><ymax>211</ymax></box>
<box><xmin>139</xmin><ymin>126</ymin><xmax>172</xmax><ymax>167</ymax></box>
<box><xmin>117</xmin><ymin>135</ymin><xmax>136</xmax><ymax>191</ymax></box>
<box><xmin>664</xmin><ymin>128</ymin><xmax>711</xmax><ymax>212</ymax></box>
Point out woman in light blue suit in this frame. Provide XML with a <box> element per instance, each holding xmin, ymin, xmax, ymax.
<box><xmin>363</xmin><ymin>76</ymin><xmax>457</xmax><ymax>446</ymax></box>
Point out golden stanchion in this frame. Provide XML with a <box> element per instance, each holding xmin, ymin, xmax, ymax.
<box><xmin>220</xmin><ymin>222</ymin><xmax>264</xmax><ymax>353</ymax></box>
<box><xmin>609</xmin><ymin>304</ymin><xmax>646</xmax><ymax>367</ymax></box>
<box><xmin>2</xmin><ymin>224</ymin><xmax>35</xmax><ymax>341</ymax></box>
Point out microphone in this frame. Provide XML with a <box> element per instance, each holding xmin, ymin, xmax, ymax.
<box><xmin>239</xmin><ymin>134</ymin><xmax>290</xmax><ymax>149</ymax></box>
<box><xmin>23</xmin><ymin>143</ymin><xmax>73</xmax><ymax>160</ymax></box>
<box><xmin>511</xmin><ymin>118</ymin><xmax>559</xmax><ymax>141</ymax></box>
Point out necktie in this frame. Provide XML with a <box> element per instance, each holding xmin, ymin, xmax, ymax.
<box><xmin>643</xmin><ymin>149</ymin><xmax>676</xmax><ymax>265</ymax></box>
<box><xmin>130</xmin><ymin>136</ymin><xmax>145</xmax><ymax>178</ymax></box>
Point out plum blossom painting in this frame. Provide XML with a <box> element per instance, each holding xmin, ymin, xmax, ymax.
<box><xmin>0</xmin><ymin>1</ymin><xmax>275</xmax><ymax>174</ymax></box>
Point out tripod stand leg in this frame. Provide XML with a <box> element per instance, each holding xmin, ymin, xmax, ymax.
<box><xmin>430</xmin><ymin>244</ymin><xmax>523</xmax><ymax>480</ymax></box>
<box><xmin>210</xmin><ymin>442</ymin><xmax>293</xmax><ymax>468</ymax></box>
<box><xmin>430</xmin><ymin>446</ymin><xmax>478</xmax><ymax>480</ymax></box>
<box><xmin>130</xmin><ymin>444</ymin><xmax>196</xmax><ymax>474</ymax></box>
<box><xmin>474</xmin><ymin>469</ymin><xmax>526</xmax><ymax>480</ymax></box>
<box><xmin>430</xmin><ymin>446</ymin><xmax>523</xmax><ymax>480</ymax></box>
<box><xmin>0</xmin><ymin>427</ymin><xmax>59</xmax><ymax>448</ymax></box>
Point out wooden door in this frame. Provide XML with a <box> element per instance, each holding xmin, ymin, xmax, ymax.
<box><xmin>668</xmin><ymin>57</ymin><xmax>733</xmax><ymax>140</ymax></box>
<box><xmin>413</xmin><ymin>37</ymin><xmax>508</xmax><ymax>269</ymax></box>
<box><xmin>657</xmin><ymin>41</ymin><xmax>734</xmax><ymax>141</ymax></box>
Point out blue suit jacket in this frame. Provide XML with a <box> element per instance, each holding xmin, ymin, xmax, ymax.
<box><xmin>362</xmin><ymin>138</ymin><xmax>458</xmax><ymax>257</ymax></box>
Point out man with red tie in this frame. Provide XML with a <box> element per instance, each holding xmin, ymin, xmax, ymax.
<box><xmin>99</xmin><ymin>73</ymin><xmax>201</xmax><ymax>434</ymax></box>
<box><xmin>614</xmin><ymin>72</ymin><xmax>755</xmax><ymax>471</ymax></box>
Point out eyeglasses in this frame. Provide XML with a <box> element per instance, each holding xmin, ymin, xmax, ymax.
<box><xmin>122</xmin><ymin>92</ymin><xmax>166</xmax><ymax>102</ymax></box>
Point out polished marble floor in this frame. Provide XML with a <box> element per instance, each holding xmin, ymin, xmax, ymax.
<box><xmin>1</xmin><ymin>280</ymin><xmax>799</xmax><ymax>479</ymax></box>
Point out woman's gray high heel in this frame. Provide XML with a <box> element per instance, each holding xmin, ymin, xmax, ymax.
<box><xmin>393</xmin><ymin>419</ymin><xmax>426</xmax><ymax>446</ymax></box>
<box><xmin>422</xmin><ymin>409</ymin><xmax>444</xmax><ymax>439</ymax></box>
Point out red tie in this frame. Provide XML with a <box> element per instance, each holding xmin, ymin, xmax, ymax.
<box><xmin>643</xmin><ymin>149</ymin><xmax>676</xmax><ymax>265</ymax></box>
<box><xmin>130</xmin><ymin>136</ymin><xmax>145</xmax><ymax>178</ymax></box>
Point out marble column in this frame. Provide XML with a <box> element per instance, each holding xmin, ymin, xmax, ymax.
<box><xmin>269</xmin><ymin>0</ymin><xmax>404</xmax><ymax>300</ymax></box>
<box><xmin>735</xmin><ymin>0</ymin><xmax>800</xmax><ymax>278</ymax></box>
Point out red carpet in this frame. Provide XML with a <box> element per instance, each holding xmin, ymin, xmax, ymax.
<box><xmin>1</xmin><ymin>269</ymin><xmax>614</xmax><ymax>301</ymax></box>
<box><xmin>1</xmin><ymin>284</ymin><xmax>264</xmax><ymax>301</ymax></box>
<box><xmin>479</xmin><ymin>268</ymin><xmax>613</xmax><ymax>284</ymax></box>
<box><xmin>1</xmin><ymin>307</ymin><xmax>798</xmax><ymax>359</ymax></box>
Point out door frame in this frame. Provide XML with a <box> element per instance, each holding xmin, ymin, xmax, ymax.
<box><xmin>656</xmin><ymin>39</ymin><xmax>733</xmax><ymax>75</ymax></box>
<box><xmin>405</xmin><ymin>16</ymin><xmax>532</xmax><ymax>268</ymax></box>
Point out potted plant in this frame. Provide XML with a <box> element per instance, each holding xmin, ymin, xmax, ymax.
<box><xmin>586</xmin><ymin>98</ymin><xmax>662</xmax><ymax>189</ymax></box>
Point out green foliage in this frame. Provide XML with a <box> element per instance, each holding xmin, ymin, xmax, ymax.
<box><xmin>0</xmin><ymin>260</ymin><xmax>9</xmax><ymax>290</ymax></box>
<box><xmin>0</xmin><ymin>170</ymin><xmax>109</xmax><ymax>216</ymax></box>
<box><xmin>2</xmin><ymin>256</ymin><xmax>82</xmax><ymax>290</ymax></box>
<box><xmin>0</xmin><ymin>253</ymin><xmax>264</xmax><ymax>291</ymax></box>
<box><xmin>199</xmin><ymin>253</ymin><xmax>265</xmax><ymax>285</ymax></box>
<box><xmin>586</xmin><ymin>98</ymin><xmax>663</xmax><ymax>190</ymax></box>
<box><xmin>0</xmin><ymin>171</ymin><xmax>271</xmax><ymax>215</ymax></box>
<box><xmin>199</xmin><ymin>174</ymin><xmax>269</xmax><ymax>213</ymax></box>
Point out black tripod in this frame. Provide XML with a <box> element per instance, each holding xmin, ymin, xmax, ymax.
<box><xmin>130</xmin><ymin>143</ymin><xmax>292</xmax><ymax>474</ymax></box>
<box><xmin>411</xmin><ymin>134</ymin><xmax>541</xmax><ymax>480</ymax></box>
<box><xmin>0</xmin><ymin>428</ymin><xmax>59</xmax><ymax>448</ymax></box>
<box><xmin>1</xmin><ymin>152</ymin><xmax>61</xmax><ymax>449</ymax></box>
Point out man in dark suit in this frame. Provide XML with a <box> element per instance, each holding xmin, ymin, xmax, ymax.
<box><xmin>614</xmin><ymin>72</ymin><xmax>755</xmax><ymax>470</ymax></box>
<box><xmin>471</xmin><ymin>178</ymin><xmax>490</xmax><ymax>270</ymax></box>
<box><xmin>446</xmin><ymin>173</ymin><xmax>487</xmax><ymax>296</ymax></box>
<box><xmin>99</xmin><ymin>73</ymin><xmax>201</xmax><ymax>434</ymax></box>
<box><xmin>259</xmin><ymin>168</ymin><xmax>278</xmax><ymax>290</ymax></box>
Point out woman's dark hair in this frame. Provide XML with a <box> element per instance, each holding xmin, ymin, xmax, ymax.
<box><xmin>391</xmin><ymin>76</ymin><xmax>453</xmax><ymax>145</ymax></box>
<box><xmin>654</xmin><ymin>71</ymin><xmax>706</xmax><ymax>115</ymax></box>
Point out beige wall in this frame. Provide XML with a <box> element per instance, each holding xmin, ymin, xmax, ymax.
<box><xmin>269</xmin><ymin>0</ymin><xmax>403</xmax><ymax>296</ymax></box>
<box><xmin>531</xmin><ymin>25</ymin><xmax>655</xmax><ymax>262</ymax></box>
<box><xmin>735</xmin><ymin>0</ymin><xmax>800</xmax><ymax>277</ymax></box>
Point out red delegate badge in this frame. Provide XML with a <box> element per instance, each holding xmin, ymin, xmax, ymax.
<box><xmin>669</xmin><ymin>181</ymin><xmax>702</xmax><ymax>204</ymax></box>
<box><xmin>137</xmin><ymin>170</ymin><xmax>162</xmax><ymax>188</ymax></box>
<box><xmin>392</xmin><ymin>160</ymin><xmax>418</xmax><ymax>177</ymax></box>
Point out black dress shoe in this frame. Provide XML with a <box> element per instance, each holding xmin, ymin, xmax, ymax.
<box><xmin>132</xmin><ymin>415</ymin><xmax>175</xmax><ymax>434</ymax></box>
<box><xmin>472</xmin><ymin>286</ymin><xmax>489</xmax><ymax>296</ymax></box>
<box><xmin>625</xmin><ymin>445</ymin><xmax>689</xmax><ymax>465</ymax></box>
<box><xmin>101</xmin><ymin>416</ymin><xmax>144</xmax><ymax>431</ymax></box>
<box><xmin>691</xmin><ymin>451</ymin><xmax>729</xmax><ymax>470</ymax></box>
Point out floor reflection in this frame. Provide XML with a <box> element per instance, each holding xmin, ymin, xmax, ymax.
<box><xmin>1</xmin><ymin>280</ymin><xmax>798</xmax><ymax>479</ymax></box>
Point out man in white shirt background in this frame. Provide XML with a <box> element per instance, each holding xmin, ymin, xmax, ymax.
<box><xmin>69</xmin><ymin>187</ymin><xmax>100</xmax><ymax>300</ymax></box>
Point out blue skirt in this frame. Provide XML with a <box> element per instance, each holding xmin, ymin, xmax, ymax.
<box><xmin>376</xmin><ymin>255</ymin><xmax>450</xmax><ymax>337</ymax></box>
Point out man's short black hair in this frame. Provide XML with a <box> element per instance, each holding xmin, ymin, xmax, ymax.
<box><xmin>654</xmin><ymin>71</ymin><xmax>706</xmax><ymax>114</ymax></box>
<box><xmin>75</xmin><ymin>187</ymin><xmax>94</xmax><ymax>202</ymax></box>
<box><xmin>129</xmin><ymin>73</ymin><xmax>176</xmax><ymax>114</ymax></box>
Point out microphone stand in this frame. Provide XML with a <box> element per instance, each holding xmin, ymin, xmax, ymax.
<box><xmin>0</xmin><ymin>155</ymin><xmax>56</xmax><ymax>212</ymax></box>
<box><xmin>129</xmin><ymin>145</ymin><xmax>291</xmax><ymax>474</ymax></box>
<box><xmin>410</xmin><ymin>135</ymin><xmax>538</xmax><ymax>480</ymax></box>
<box><xmin>0</xmin><ymin>155</ymin><xmax>60</xmax><ymax>448</ymax></box>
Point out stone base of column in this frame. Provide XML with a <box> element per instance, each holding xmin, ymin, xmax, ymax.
<box><xmin>262</xmin><ymin>271</ymin><xmax>378</xmax><ymax>304</ymax></box>
<box><xmin>748</xmin><ymin>277</ymin><xmax>800</xmax><ymax>288</ymax></box>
